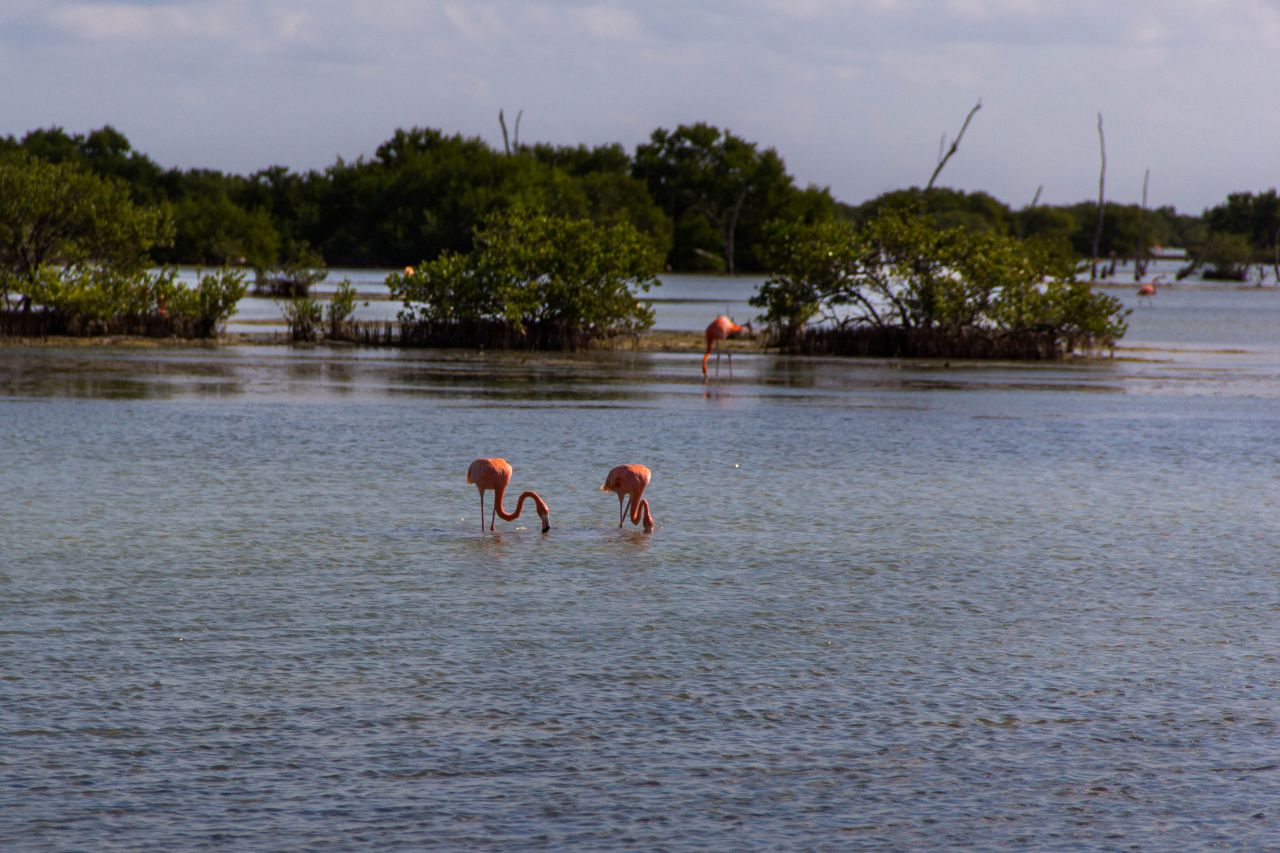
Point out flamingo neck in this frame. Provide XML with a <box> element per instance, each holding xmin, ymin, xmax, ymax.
<box><xmin>630</xmin><ymin>497</ymin><xmax>655</xmax><ymax>531</ymax></box>
<box><xmin>495</xmin><ymin>486</ymin><xmax>551</xmax><ymax>532</ymax></box>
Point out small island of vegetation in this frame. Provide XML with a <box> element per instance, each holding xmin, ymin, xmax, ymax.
<box><xmin>3</xmin><ymin>120</ymin><xmax>1279</xmax><ymax>358</ymax></box>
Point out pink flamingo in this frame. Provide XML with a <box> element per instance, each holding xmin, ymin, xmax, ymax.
<box><xmin>702</xmin><ymin>315</ymin><xmax>752</xmax><ymax>378</ymax></box>
<box><xmin>1137</xmin><ymin>275</ymin><xmax>1162</xmax><ymax>305</ymax></box>
<box><xmin>601</xmin><ymin>464</ymin><xmax>655</xmax><ymax>532</ymax></box>
<box><xmin>466</xmin><ymin>458</ymin><xmax>550</xmax><ymax>533</ymax></box>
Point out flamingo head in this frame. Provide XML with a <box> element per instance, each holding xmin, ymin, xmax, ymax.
<box><xmin>537</xmin><ymin>507</ymin><xmax>551</xmax><ymax>533</ymax></box>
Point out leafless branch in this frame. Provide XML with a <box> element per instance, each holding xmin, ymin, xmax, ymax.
<box><xmin>1135</xmin><ymin>168</ymin><xmax>1150</xmax><ymax>281</ymax></box>
<box><xmin>926</xmin><ymin>99</ymin><xmax>982</xmax><ymax>190</ymax></box>
<box><xmin>1090</xmin><ymin>112</ymin><xmax>1106</xmax><ymax>280</ymax></box>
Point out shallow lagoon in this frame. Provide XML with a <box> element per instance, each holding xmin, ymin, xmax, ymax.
<box><xmin>4</xmin><ymin>283</ymin><xmax>1280</xmax><ymax>850</ymax></box>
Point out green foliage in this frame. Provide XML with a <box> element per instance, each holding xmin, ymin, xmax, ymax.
<box><xmin>1058</xmin><ymin>201</ymin><xmax>1181</xmax><ymax>259</ymax></box>
<box><xmin>12</xmin><ymin>265</ymin><xmax>245</xmax><ymax>337</ymax></box>
<box><xmin>574</xmin><ymin>171</ymin><xmax>673</xmax><ymax>259</ymax></box>
<box><xmin>752</xmin><ymin>219</ymin><xmax>861</xmax><ymax>341</ymax></box>
<box><xmin>326</xmin><ymin>278</ymin><xmax>358</xmax><ymax>337</ymax></box>
<box><xmin>1186</xmin><ymin>232</ymin><xmax>1253</xmax><ymax>281</ymax></box>
<box><xmin>390</xmin><ymin>207</ymin><xmax>660</xmax><ymax>346</ymax></box>
<box><xmin>0</xmin><ymin>151</ymin><xmax>173</xmax><ymax>306</ymax></box>
<box><xmin>529</xmin><ymin>142</ymin><xmax>632</xmax><ymax>176</ymax></box>
<box><xmin>856</xmin><ymin>187</ymin><xmax>1013</xmax><ymax>236</ymax></box>
<box><xmin>1204</xmin><ymin>191</ymin><xmax>1280</xmax><ymax>248</ymax></box>
<box><xmin>185</xmin><ymin>268</ymin><xmax>249</xmax><ymax>332</ymax></box>
<box><xmin>10</xmin><ymin>125</ymin><xmax>169</xmax><ymax>205</ymax></box>
<box><xmin>754</xmin><ymin>207</ymin><xmax>1128</xmax><ymax>353</ymax></box>
<box><xmin>279</xmin><ymin>294</ymin><xmax>323</xmax><ymax>341</ymax></box>
<box><xmin>314</xmin><ymin>127</ymin><xmax>579</xmax><ymax>266</ymax></box>
<box><xmin>167</xmin><ymin>191</ymin><xmax>280</xmax><ymax>268</ymax></box>
<box><xmin>633</xmin><ymin>122</ymin><xmax>834</xmax><ymax>273</ymax></box>
<box><xmin>11</xmin><ymin>121</ymin><xmax>1273</xmax><ymax>290</ymax></box>
<box><xmin>1017</xmin><ymin>206</ymin><xmax>1077</xmax><ymax>247</ymax></box>
<box><xmin>25</xmin><ymin>265</ymin><xmax>156</xmax><ymax>321</ymax></box>
<box><xmin>255</xmin><ymin>239</ymin><xmax>327</xmax><ymax>297</ymax></box>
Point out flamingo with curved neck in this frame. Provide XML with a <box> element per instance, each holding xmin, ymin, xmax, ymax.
<box><xmin>601</xmin><ymin>464</ymin><xmax>655</xmax><ymax>532</ymax></box>
<box><xmin>702</xmin><ymin>315</ymin><xmax>752</xmax><ymax>378</ymax></box>
<box><xmin>467</xmin><ymin>458</ymin><xmax>550</xmax><ymax>533</ymax></box>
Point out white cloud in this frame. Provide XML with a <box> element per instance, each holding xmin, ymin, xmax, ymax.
<box><xmin>5</xmin><ymin>0</ymin><xmax>1280</xmax><ymax>210</ymax></box>
<box><xmin>47</xmin><ymin>2</ymin><xmax>238</xmax><ymax>42</ymax></box>
<box><xmin>440</xmin><ymin>2</ymin><xmax>508</xmax><ymax>41</ymax></box>
<box><xmin>574</xmin><ymin>4</ymin><xmax>642</xmax><ymax>40</ymax></box>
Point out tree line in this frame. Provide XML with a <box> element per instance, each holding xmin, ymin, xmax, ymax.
<box><xmin>6</xmin><ymin>122</ymin><xmax>1276</xmax><ymax>277</ymax></box>
<box><xmin>4</xmin><ymin>120</ymin><xmax>1280</xmax><ymax>355</ymax></box>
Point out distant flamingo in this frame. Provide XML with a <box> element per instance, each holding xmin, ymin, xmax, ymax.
<box><xmin>466</xmin><ymin>457</ymin><xmax>550</xmax><ymax>533</ymax></box>
<box><xmin>601</xmin><ymin>464</ymin><xmax>655</xmax><ymax>532</ymax></box>
<box><xmin>1137</xmin><ymin>275</ymin><xmax>1162</xmax><ymax>305</ymax></box>
<box><xmin>702</xmin><ymin>315</ymin><xmax>752</xmax><ymax>378</ymax></box>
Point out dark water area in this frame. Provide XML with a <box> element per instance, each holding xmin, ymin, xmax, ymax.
<box><xmin>4</xmin><ymin>287</ymin><xmax>1280</xmax><ymax>850</ymax></box>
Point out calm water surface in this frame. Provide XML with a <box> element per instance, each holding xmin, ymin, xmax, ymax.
<box><xmin>4</xmin><ymin>288</ymin><xmax>1280</xmax><ymax>850</ymax></box>
<box><xmin>225</xmin><ymin>271</ymin><xmax>759</xmax><ymax>335</ymax></box>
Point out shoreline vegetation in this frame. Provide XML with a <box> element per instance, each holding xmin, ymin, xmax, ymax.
<box><xmin>21</xmin><ymin>118</ymin><xmax>1279</xmax><ymax>360</ymax></box>
<box><xmin>0</xmin><ymin>326</ymin><xmax>1125</xmax><ymax>363</ymax></box>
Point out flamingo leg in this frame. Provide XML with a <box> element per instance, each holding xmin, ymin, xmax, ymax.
<box><xmin>489</xmin><ymin>491</ymin><xmax>498</xmax><ymax>531</ymax></box>
<box><xmin>479</xmin><ymin>491</ymin><xmax>486</xmax><ymax>533</ymax></box>
<box><xmin>618</xmin><ymin>494</ymin><xmax>627</xmax><ymax>527</ymax></box>
<box><xmin>715</xmin><ymin>346</ymin><xmax>721</xmax><ymax>377</ymax></box>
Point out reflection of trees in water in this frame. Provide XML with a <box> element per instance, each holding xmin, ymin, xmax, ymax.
<box><xmin>0</xmin><ymin>351</ymin><xmax>245</xmax><ymax>400</ymax></box>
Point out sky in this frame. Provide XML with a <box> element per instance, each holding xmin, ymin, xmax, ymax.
<box><xmin>3</xmin><ymin>0</ymin><xmax>1279</xmax><ymax>214</ymax></box>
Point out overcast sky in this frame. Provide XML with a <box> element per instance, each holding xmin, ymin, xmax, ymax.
<box><xmin>3</xmin><ymin>1</ymin><xmax>1277</xmax><ymax>213</ymax></box>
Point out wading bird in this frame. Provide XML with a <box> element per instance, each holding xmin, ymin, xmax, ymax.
<box><xmin>1137</xmin><ymin>276</ymin><xmax>1161</xmax><ymax>305</ymax></box>
<box><xmin>601</xmin><ymin>464</ymin><xmax>655</xmax><ymax>532</ymax></box>
<box><xmin>466</xmin><ymin>457</ymin><xmax>550</xmax><ymax>533</ymax></box>
<box><xmin>702</xmin><ymin>315</ymin><xmax>752</xmax><ymax>378</ymax></box>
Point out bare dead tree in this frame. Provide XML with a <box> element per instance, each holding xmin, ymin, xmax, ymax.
<box><xmin>1090</xmin><ymin>112</ymin><xmax>1106</xmax><ymax>280</ymax></box>
<box><xmin>1015</xmin><ymin>185</ymin><xmax>1044</xmax><ymax>239</ymax></box>
<box><xmin>1135</xmin><ymin>168</ymin><xmax>1150</xmax><ymax>281</ymax></box>
<box><xmin>926</xmin><ymin>99</ymin><xmax>982</xmax><ymax>191</ymax></box>
<box><xmin>498</xmin><ymin>109</ymin><xmax>523</xmax><ymax>155</ymax></box>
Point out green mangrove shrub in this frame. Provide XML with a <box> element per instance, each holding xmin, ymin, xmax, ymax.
<box><xmin>254</xmin><ymin>239</ymin><xmax>328</xmax><ymax>297</ymax></box>
<box><xmin>2</xmin><ymin>266</ymin><xmax>246</xmax><ymax>338</ymax></box>
<box><xmin>325</xmin><ymin>278</ymin><xmax>358</xmax><ymax>339</ymax></box>
<box><xmin>753</xmin><ymin>208</ymin><xmax>1127</xmax><ymax>358</ymax></box>
<box><xmin>279</xmin><ymin>294</ymin><xmax>323</xmax><ymax>341</ymax></box>
<box><xmin>389</xmin><ymin>207</ymin><xmax>660</xmax><ymax>349</ymax></box>
<box><xmin>1179</xmin><ymin>232</ymin><xmax>1252</xmax><ymax>281</ymax></box>
<box><xmin>0</xmin><ymin>150</ymin><xmax>173</xmax><ymax>312</ymax></box>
